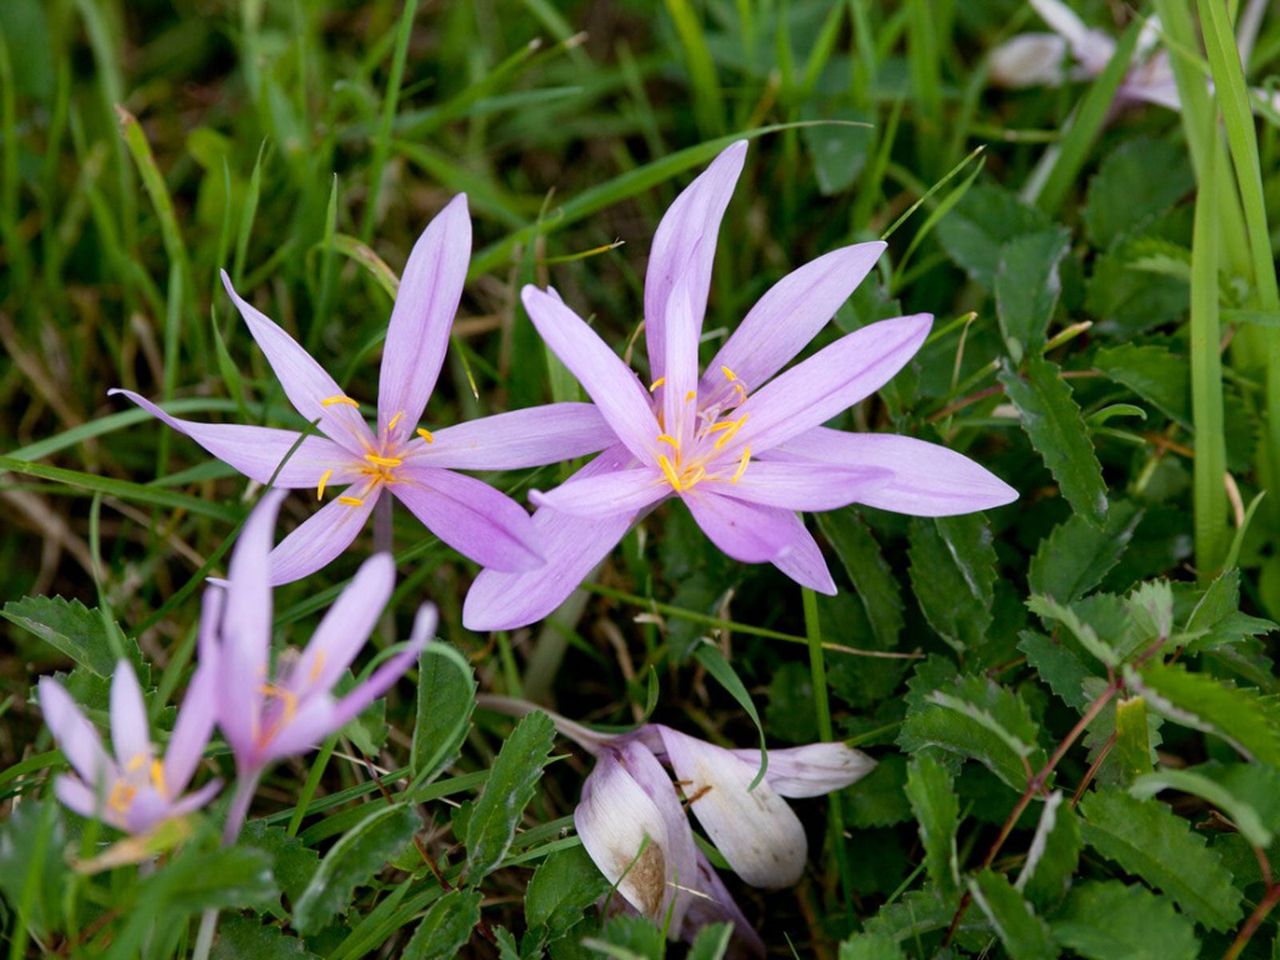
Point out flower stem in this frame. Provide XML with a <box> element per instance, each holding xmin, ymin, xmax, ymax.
<box><xmin>374</xmin><ymin>494</ymin><xmax>393</xmax><ymax>556</ymax></box>
<box><xmin>192</xmin><ymin>773</ymin><xmax>262</xmax><ymax>960</ymax></box>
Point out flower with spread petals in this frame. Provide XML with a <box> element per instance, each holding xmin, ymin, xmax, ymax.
<box><xmin>464</xmin><ymin>141</ymin><xmax>1016</xmax><ymax>630</ymax></box>
<box><xmin>113</xmin><ymin>195</ymin><xmax>611</xmax><ymax>584</ymax></box>
<box><xmin>201</xmin><ymin>491</ymin><xmax>433</xmax><ymax>780</ymax></box>
<box><xmin>38</xmin><ymin>659</ymin><xmax>221</xmax><ymax>834</ymax></box>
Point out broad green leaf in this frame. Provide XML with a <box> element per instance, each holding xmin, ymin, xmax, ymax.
<box><xmin>402</xmin><ymin>888</ymin><xmax>483</xmax><ymax>959</ymax></box>
<box><xmin>995</xmin><ymin>228</ymin><xmax>1070</xmax><ymax>362</ymax></box>
<box><xmin>1086</xmin><ymin>237</ymin><xmax>1191</xmax><ymax>336</ymax></box>
<box><xmin>464</xmin><ymin>710</ymin><xmax>556</xmax><ymax>879</ymax></box>
<box><xmin>239</xmin><ymin>821</ymin><xmax>320</xmax><ymax>906</ymax></box>
<box><xmin>1131</xmin><ymin>767</ymin><xmax>1272</xmax><ymax>848</ymax></box>
<box><xmin>1110</xmin><ymin>696</ymin><xmax>1153</xmax><ymax>785</ymax></box>
<box><xmin>999</xmin><ymin>357</ymin><xmax>1107</xmax><ymax>524</ymax></box>
<box><xmin>1125</xmin><ymin>581</ymin><xmax>1174</xmax><ymax>650</ymax></box>
<box><xmin>293</xmin><ymin>803</ymin><xmax>418</xmax><ymax>934</ymax></box>
<box><xmin>588</xmin><ymin>913</ymin><xmax>665</xmax><ymax>958</ymax></box>
<box><xmin>687</xmin><ymin>923</ymin><xmax>734</xmax><ymax>960</ymax></box>
<box><xmin>904</xmin><ymin>755</ymin><xmax>959</xmax><ymax>894</ymax></box>
<box><xmin>411</xmin><ymin>643</ymin><xmax>476</xmax><ymax>782</ymax></box>
<box><xmin>1026</xmin><ymin>596</ymin><xmax>1119</xmax><ymax>668</ymax></box>
<box><xmin>0</xmin><ymin>800</ymin><xmax>66</xmax><ymax>936</ymax></box>
<box><xmin>1016</xmin><ymin>791</ymin><xmax>1080</xmax><ymax>908</ymax></box>
<box><xmin>862</xmin><ymin>888</ymin><xmax>962</xmax><ymax>942</ymax></box>
<box><xmin>803</xmin><ymin>114</ymin><xmax>873</xmax><ymax>195</ymax></box>
<box><xmin>1029</xmin><ymin>502</ymin><xmax>1143</xmax><ymax>603</ymax></box>
<box><xmin>1185</xmin><ymin>569</ymin><xmax>1276</xmax><ymax>653</ymax></box>
<box><xmin>907</xmin><ymin>514</ymin><xmax>996</xmax><ymax>652</ymax></box>
<box><xmin>935</xmin><ymin>183</ymin><xmax>1052</xmax><ymax>289</ymax></box>
<box><xmin>525</xmin><ymin>845</ymin><xmax>611</xmax><ymax>941</ymax></box>
<box><xmin>847</xmin><ymin>752</ymin><xmax>912</xmax><ymax>828</ymax></box>
<box><xmin>1018</xmin><ymin>631</ymin><xmax>1093</xmax><ymax>710</ymax></box>
<box><xmin>819</xmin><ymin>509</ymin><xmax>904</xmax><ymax>649</ymax></box>
<box><xmin>211</xmin><ymin>915</ymin><xmax>319</xmax><ymax>960</ymax></box>
<box><xmin>1094</xmin><ymin>343</ymin><xmax>1191</xmax><ymax>427</ymax></box>
<box><xmin>1130</xmin><ymin>660</ymin><xmax>1280</xmax><ymax>764</ymax></box>
<box><xmin>1</xmin><ymin>595</ymin><xmax>129</xmax><ymax>677</ymax></box>
<box><xmin>146</xmin><ymin>846</ymin><xmax>277</xmax><ymax>913</ymax></box>
<box><xmin>839</xmin><ymin>932</ymin><xmax>907</xmax><ymax>960</ymax></box>
<box><xmin>1052</xmin><ymin>880</ymin><xmax>1198</xmax><ymax>960</ymax></box>
<box><xmin>1083</xmin><ymin>138</ymin><xmax>1194</xmax><ymax>249</ymax></box>
<box><xmin>968</xmin><ymin>870</ymin><xmax>1056</xmax><ymax>960</ymax></box>
<box><xmin>1079</xmin><ymin>789</ymin><xmax>1242</xmax><ymax>929</ymax></box>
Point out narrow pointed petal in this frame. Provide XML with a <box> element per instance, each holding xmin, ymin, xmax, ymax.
<box><xmin>109</xmin><ymin>662</ymin><xmax>152</xmax><ymax>767</ymax></box>
<box><xmin>530</xmin><ymin>468</ymin><xmax>667</xmax><ymax>519</ymax></box>
<box><xmin>329</xmin><ymin>604</ymin><xmax>436</xmax><ymax>729</ymax></box>
<box><xmin>259</xmin><ymin>695</ymin><xmax>338</xmax><ymax>764</ymax></box>
<box><xmin>682</xmin><ymin>849</ymin><xmax>766</xmax><ymax>958</ymax></box>
<box><xmin>292</xmin><ymin>552</ymin><xmax>394</xmax><ymax>698</ymax></box>
<box><xmin>407</xmin><ymin>403</ymin><xmax>612</xmax><ymax>470</ymax></box>
<box><xmin>165</xmin><ymin>779</ymin><xmax>223</xmax><ymax>818</ymax></box>
<box><xmin>989</xmin><ymin>33</ymin><xmax>1070</xmax><ymax>88</ymax></box>
<box><xmin>706</xmin><ymin>460</ymin><xmax>891</xmax><ymax>512</ymax></box>
<box><xmin>163</xmin><ymin>661</ymin><xmax>216</xmax><ymax>796</ymax></box>
<box><xmin>764</xmin><ymin>428</ymin><xmax>1018</xmax><ymax>516</ymax></box>
<box><xmin>682</xmin><ymin>490</ymin><xmax>795</xmax><ymax>564</ymax></box>
<box><xmin>645</xmin><ymin>140</ymin><xmax>747</xmax><ymax>378</ymax></box>
<box><xmin>655</xmin><ymin>726</ymin><xmax>808</xmax><ymax>888</ymax></box>
<box><xmin>574</xmin><ymin>749</ymin><xmax>675</xmax><ymax>922</ymax></box>
<box><xmin>39</xmin><ymin>678</ymin><xmax>113</xmax><ymax>784</ymax></box>
<box><xmin>768</xmin><ymin>514</ymin><xmax>837</xmax><ymax>595</ymax></box>
<box><xmin>378</xmin><ymin>195</ymin><xmax>471</xmax><ymax>439</ymax></box>
<box><xmin>734</xmin><ymin>314</ymin><xmax>932</xmax><ymax>453</ymax></box>
<box><xmin>108</xmin><ymin>390</ymin><xmax>361</xmax><ymax>488</ymax></box>
<box><xmin>661</xmin><ymin>276</ymin><xmax>701</xmax><ymax>446</ymax></box>
<box><xmin>521</xmin><ymin>286</ymin><xmax>659</xmax><ymax>463</ymax></box>
<box><xmin>220</xmin><ymin>271</ymin><xmax>375</xmax><ymax>455</ymax></box>
<box><xmin>53</xmin><ymin>774</ymin><xmax>103</xmax><ymax>822</ymax></box>
<box><xmin>393</xmin><ymin>467</ymin><xmax>542</xmax><ymax>571</ymax></box>
<box><xmin>267</xmin><ymin>491</ymin><xmax>377</xmax><ymax>585</ymax></box>
<box><xmin>700</xmin><ymin>242</ymin><xmax>886</xmax><ymax>407</ymax></box>
<box><xmin>463</xmin><ymin>445</ymin><xmax>637</xmax><ymax>631</ymax></box>
<box><xmin>729</xmin><ymin>742</ymin><xmax>876</xmax><ymax>798</ymax></box>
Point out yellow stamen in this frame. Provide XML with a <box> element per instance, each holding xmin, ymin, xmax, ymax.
<box><xmin>316</xmin><ymin>469</ymin><xmax>333</xmax><ymax>501</ymax></box>
<box><xmin>308</xmin><ymin>650</ymin><xmax>327</xmax><ymax>684</ymax></box>
<box><xmin>338</xmin><ymin>496</ymin><xmax>365</xmax><ymax>507</ymax></box>
<box><xmin>364</xmin><ymin>453</ymin><xmax>403</xmax><ymax>468</ymax></box>
<box><xmin>656</xmin><ymin>434</ymin><xmax>680</xmax><ymax>452</ymax></box>
<box><xmin>321</xmin><ymin>395</ymin><xmax>359</xmax><ymax>407</ymax></box>
<box><xmin>417</xmin><ymin>428</ymin><xmax>435</xmax><ymax>444</ymax></box>
<box><xmin>125</xmin><ymin>753</ymin><xmax>147</xmax><ymax>773</ymax></box>
<box><xmin>685</xmin><ymin>466</ymin><xmax>707</xmax><ymax>488</ymax></box>
<box><xmin>731</xmin><ymin>447</ymin><xmax>751</xmax><ymax>484</ymax></box>
<box><xmin>648</xmin><ymin>377</ymin><xmax>666</xmax><ymax>392</ymax></box>
<box><xmin>259</xmin><ymin>684</ymin><xmax>298</xmax><ymax>725</ymax></box>
<box><xmin>713</xmin><ymin>414</ymin><xmax>749</xmax><ymax>450</ymax></box>
<box><xmin>387</xmin><ymin>411</ymin><xmax>404</xmax><ymax>431</ymax></box>
<box><xmin>721</xmin><ymin>365</ymin><xmax>738</xmax><ymax>382</ymax></box>
<box><xmin>108</xmin><ymin>781</ymin><xmax>137</xmax><ymax>814</ymax></box>
<box><xmin>149</xmin><ymin>759</ymin><xmax>168</xmax><ymax>798</ymax></box>
<box><xmin>684</xmin><ymin>390</ymin><xmax>696</xmax><ymax>402</ymax></box>
<box><xmin>658</xmin><ymin>454</ymin><xmax>683</xmax><ymax>492</ymax></box>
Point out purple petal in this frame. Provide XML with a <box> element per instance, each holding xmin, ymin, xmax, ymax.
<box><xmin>109</xmin><ymin>661</ymin><xmax>151</xmax><ymax>767</ymax></box>
<box><xmin>377</xmin><ymin>195</ymin><xmax>471</xmax><ymax>440</ymax></box>
<box><xmin>406</xmin><ymin>403</ymin><xmax>612</xmax><ymax>470</ymax></box>
<box><xmin>291</xmin><ymin>552</ymin><xmax>394</xmax><ymax>699</ymax></box>
<box><xmin>989</xmin><ymin>33</ymin><xmax>1071</xmax><ymax>88</ymax></box>
<box><xmin>163</xmin><ymin>660</ymin><xmax>217</xmax><ymax>797</ymax></box>
<box><xmin>700</xmin><ymin>242</ymin><xmax>885</xmax><ymax>408</ymax></box>
<box><xmin>267</xmin><ymin>491</ymin><xmax>378</xmax><ymax>585</ymax></box>
<box><xmin>706</xmin><ymin>460</ymin><xmax>892</xmax><ymax>512</ymax></box>
<box><xmin>462</xmin><ymin>445</ymin><xmax>637</xmax><ymax>631</ymax></box>
<box><xmin>393</xmin><ymin>466</ymin><xmax>541</xmax><ymax>571</ymax></box>
<box><xmin>521</xmin><ymin>285</ymin><xmax>659</xmax><ymax>463</ymax></box>
<box><xmin>763</xmin><ymin>428</ymin><xmax>1017</xmax><ymax>516</ymax></box>
<box><xmin>329</xmin><ymin>603</ymin><xmax>437</xmax><ymax>729</ymax></box>
<box><xmin>681</xmin><ymin>849</ymin><xmax>766</xmax><ymax>957</ymax></box>
<box><xmin>530</xmin><ymin>467</ymin><xmax>668</xmax><ymax>519</ymax></box>
<box><xmin>768</xmin><ymin>514</ymin><xmax>837</xmax><ymax>595</ymax></box>
<box><xmin>220</xmin><ymin>270</ymin><xmax>375</xmax><ymax>456</ymax></box>
<box><xmin>53</xmin><ymin>774</ymin><xmax>104</xmax><ymax>823</ymax></box>
<box><xmin>728</xmin><ymin>742</ymin><xmax>876</xmax><ymax>798</ymax></box>
<box><xmin>38</xmin><ymin>678</ymin><xmax>113</xmax><ymax>785</ymax></box>
<box><xmin>165</xmin><ymin>779</ymin><xmax>223</xmax><ymax>818</ymax></box>
<box><xmin>660</xmin><ymin>276</ymin><xmax>701</xmax><ymax>446</ymax></box>
<box><xmin>733</xmin><ymin>314</ymin><xmax>931</xmax><ymax>453</ymax></box>
<box><xmin>645</xmin><ymin>141</ymin><xmax>747</xmax><ymax>379</ymax></box>
<box><xmin>681</xmin><ymin>490</ymin><xmax>796</xmax><ymax>563</ymax></box>
<box><xmin>654</xmin><ymin>726</ymin><xmax>808</xmax><ymax>888</ymax></box>
<box><xmin>124</xmin><ymin>789</ymin><xmax>173</xmax><ymax>834</ymax></box>
<box><xmin>260</xmin><ymin>694</ymin><xmax>338</xmax><ymax>764</ymax></box>
<box><xmin>108</xmin><ymin>390</ymin><xmax>360</xmax><ymax>489</ymax></box>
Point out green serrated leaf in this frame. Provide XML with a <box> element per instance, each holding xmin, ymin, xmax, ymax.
<box><xmin>904</xmin><ymin>754</ymin><xmax>959</xmax><ymax>894</ymax></box>
<box><xmin>686</xmin><ymin>922</ymin><xmax>734</xmax><ymax>960</ymax></box>
<box><xmin>211</xmin><ymin>915</ymin><xmax>319</xmax><ymax>960</ymax></box>
<box><xmin>1017</xmin><ymin>791</ymin><xmax>1081</xmax><ymax>908</ymax></box>
<box><xmin>819</xmin><ymin>509</ymin><xmax>904</xmax><ymax>649</ymax></box>
<box><xmin>239</xmin><ymin>821</ymin><xmax>319</xmax><ymax>907</ymax></box>
<box><xmin>526</xmin><ymin>845</ymin><xmax>611</xmax><ymax>941</ymax></box>
<box><xmin>936</xmin><ymin>183</ymin><xmax>1052</xmax><ymax>289</ymax></box>
<box><xmin>1079</xmin><ymin>789</ymin><xmax>1242</xmax><ymax>929</ymax></box>
<box><xmin>839</xmin><ymin>932</ymin><xmax>907</xmax><ymax>960</ymax></box>
<box><xmin>862</xmin><ymin>888</ymin><xmax>961</xmax><ymax>942</ymax></box>
<box><xmin>847</xmin><ymin>752</ymin><xmax>912</xmax><ymax>828</ymax></box>
<box><xmin>1110</xmin><ymin>696</ymin><xmax>1153</xmax><ymax>786</ymax></box>
<box><xmin>995</xmin><ymin>228</ymin><xmax>1071</xmax><ymax>362</ymax></box>
<box><xmin>0</xmin><ymin>800</ymin><xmax>65</xmax><ymax>936</ymax></box>
<box><xmin>149</xmin><ymin>846</ymin><xmax>278</xmax><ymax>913</ymax></box>
<box><xmin>907</xmin><ymin>514</ymin><xmax>996</xmax><ymax>652</ymax></box>
<box><xmin>293</xmin><ymin>803</ymin><xmax>418</xmax><ymax>934</ymax></box>
<box><xmin>999</xmin><ymin>357</ymin><xmax>1107</xmax><ymax>524</ymax></box>
<box><xmin>1094</xmin><ymin>343</ymin><xmax>1191</xmax><ymax>428</ymax></box>
<box><xmin>411</xmin><ymin>643</ymin><xmax>476</xmax><ymax>782</ymax></box>
<box><xmin>1026</xmin><ymin>595</ymin><xmax>1119</xmax><ymax>668</ymax></box>
<box><xmin>465</xmin><ymin>711</ymin><xmax>557</xmax><ymax>879</ymax></box>
<box><xmin>1</xmin><ymin>595</ymin><xmax>129</xmax><ymax>677</ymax></box>
<box><xmin>968</xmin><ymin>870</ymin><xmax>1056</xmax><ymax>960</ymax></box>
<box><xmin>1019</xmin><ymin>631</ymin><xmax>1094</xmax><ymax>710</ymax></box>
<box><xmin>1052</xmin><ymin>880</ymin><xmax>1199</xmax><ymax>960</ymax></box>
<box><xmin>403</xmin><ymin>888</ymin><xmax>483</xmax><ymax>959</ymax></box>
<box><xmin>1083</xmin><ymin>138</ymin><xmax>1194</xmax><ymax>249</ymax></box>
<box><xmin>1131</xmin><ymin>767</ymin><xmax>1272</xmax><ymax>848</ymax></box>
<box><xmin>1029</xmin><ymin>502</ymin><xmax>1143</xmax><ymax>603</ymax></box>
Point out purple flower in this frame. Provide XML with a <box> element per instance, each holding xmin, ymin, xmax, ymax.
<box><xmin>37</xmin><ymin>659</ymin><xmax>221</xmax><ymax>834</ymax></box>
<box><xmin>201</xmin><ymin>491</ymin><xmax>433</xmax><ymax>779</ymax></box>
<box><xmin>464</xmin><ymin>142</ymin><xmax>1016</xmax><ymax>630</ymax></box>
<box><xmin>112</xmin><ymin>195</ymin><xmax>611</xmax><ymax>584</ymax></box>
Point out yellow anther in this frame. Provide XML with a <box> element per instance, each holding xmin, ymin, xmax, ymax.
<box><xmin>731</xmin><ymin>447</ymin><xmax>751</xmax><ymax>484</ymax></box>
<box><xmin>321</xmin><ymin>395</ymin><xmax>359</xmax><ymax>408</ymax></box>
<box><xmin>125</xmin><ymin>753</ymin><xmax>147</xmax><ymax>773</ymax></box>
<box><xmin>364</xmin><ymin>453</ymin><xmax>403</xmax><ymax>468</ymax></box>
<box><xmin>338</xmin><ymin>496</ymin><xmax>365</xmax><ymax>507</ymax></box>
<box><xmin>684</xmin><ymin>390</ymin><xmax>696</xmax><ymax>402</ymax></box>
<box><xmin>259</xmin><ymin>684</ymin><xmax>298</xmax><ymax>725</ymax></box>
<box><xmin>417</xmin><ymin>428</ymin><xmax>435</xmax><ymax>444</ymax></box>
<box><xmin>685</xmin><ymin>466</ymin><xmax>707</xmax><ymax>488</ymax></box>
<box><xmin>308</xmin><ymin>650</ymin><xmax>327</xmax><ymax>684</ymax></box>
<box><xmin>721</xmin><ymin>365</ymin><xmax>739</xmax><ymax>382</ymax></box>
<box><xmin>150</xmin><ymin>759</ymin><xmax>168</xmax><ymax>798</ymax></box>
<box><xmin>656</xmin><ymin>434</ymin><xmax>680</xmax><ymax>452</ymax></box>
<box><xmin>316</xmin><ymin>469</ymin><xmax>333</xmax><ymax>501</ymax></box>
<box><xmin>108</xmin><ymin>781</ymin><xmax>137</xmax><ymax>814</ymax></box>
<box><xmin>658</xmin><ymin>454</ymin><xmax>683</xmax><ymax>492</ymax></box>
<box><xmin>387</xmin><ymin>411</ymin><xmax>404</xmax><ymax>431</ymax></box>
<box><xmin>713</xmin><ymin>414</ymin><xmax>749</xmax><ymax>450</ymax></box>
<box><xmin>648</xmin><ymin>377</ymin><xmax>666</xmax><ymax>392</ymax></box>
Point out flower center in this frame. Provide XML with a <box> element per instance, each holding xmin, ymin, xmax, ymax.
<box><xmin>255</xmin><ymin>683</ymin><xmax>299</xmax><ymax>748</ymax></box>
<box><xmin>313</xmin><ymin>405</ymin><xmax>437</xmax><ymax>508</ymax></box>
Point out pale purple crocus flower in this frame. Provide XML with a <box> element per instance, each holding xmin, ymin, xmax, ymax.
<box><xmin>464</xmin><ymin>141</ymin><xmax>1016</xmax><ymax>630</ymax></box>
<box><xmin>37</xmin><ymin>659</ymin><xmax>221</xmax><ymax>834</ymax></box>
<box><xmin>112</xmin><ymin>195</ymin><xmax>611</xmax><ymax>585</ymax></box>
<box><xmin>201</xmin><ymin>490</ymin><xmax>433</xmax><ymax>841</ymax></box>
<box><xmin>479</xmin><ymin>695</ymin><xmax>873</xmax><ymax>955</ymax></box>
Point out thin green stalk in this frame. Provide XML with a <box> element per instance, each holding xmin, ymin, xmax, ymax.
<box><xmin>362</xmin><ymin>0</ymin><xmax>419</xmax><ymax>241</ymax></box>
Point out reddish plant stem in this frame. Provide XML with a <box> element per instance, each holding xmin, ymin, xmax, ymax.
<box><xmin>1223</xmin><ymin>883</ymin><xmax>1280</xmax><ymax>960</ymax></box>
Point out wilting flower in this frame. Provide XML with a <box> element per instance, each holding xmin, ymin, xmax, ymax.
<box><xmin>38</xmin><ymin>659</ymin><xmax>221</xmax><ymax>834</ymax></box>
<box><xmin>113</xmin><ymin>195</ymin><xmax>611</xmax><ymax>584</ymax></box>
<box><xmin>200</xmin><ymin>491</ymin><xmax>433</xmax><ymax>785</ymax></box>
<box><xmin>464</xmin><ymin>141</ymin><xmax>1015</xmax><ymax>630</ymax></box>
<box><xmin>480</xmin><ymin>696</ymin><xmax>873</xmax><ymax>954</ymax></box>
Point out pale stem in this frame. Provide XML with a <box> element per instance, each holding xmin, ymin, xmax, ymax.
<box><xmin>192</xmin><ymin>772</ymin><xmax>262</xmax><ymax>960</ymax></box>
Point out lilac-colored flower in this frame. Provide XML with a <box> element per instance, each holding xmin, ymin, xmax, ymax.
<box><xmin>464</xmin><ymin>141</ymin><xmax>1016</xmax><ymax>630</ymax></box>
<box><xmin>201</xmin><ymin>491</ymin><xmax>433</xmax><ymax>780</ymax></box>
<box><xmin>112</xmin><ymin>195</ymin><xmax>612</xmax><ymax>584</ymax></box>
<box><xmin>37</xmin><ymin>659</ymin><xmax>221</xmax><ymax>834</ymax></box>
